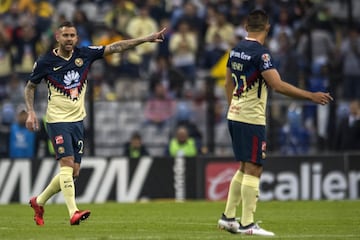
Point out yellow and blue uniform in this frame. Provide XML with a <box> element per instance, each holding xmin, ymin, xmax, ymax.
<box><xmin>29</xmin><ymin>46</ymin><xmax>104</xmax><ymax>162</ymax></box>
<box><xmin>226</xmin><ymin>39</ymin><xmax>275</xmax><ymax>165</ymax></box>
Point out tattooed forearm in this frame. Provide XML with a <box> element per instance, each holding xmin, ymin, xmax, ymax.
<box><xmin>24</xmin><ymin>81</ymin><xmax>37</xmax><ymax>112</ymax></box>
<box><xmin>107</xmin><ymin>38</ymin><xmax>146</xmax><ymax>54</ymax></box>
<box><xmin>103</xmin><ymin>28</ymin><xmax>165</xmax><ymax>56</ymax></box>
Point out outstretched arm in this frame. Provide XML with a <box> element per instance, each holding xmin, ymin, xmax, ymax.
<box><xmin>262</xmin><ymin>69</ymin><xmax>333</xmax><ymax>105</ymax></box>
<box><xmin>24</xmin><ymin>81</ymin><xmax>39</xmax><ymax>131</ymax></box>
<box><xmin>103</xmin><ymin>28</ymin><xmax>166</xmax><ymax>56</ymax></box>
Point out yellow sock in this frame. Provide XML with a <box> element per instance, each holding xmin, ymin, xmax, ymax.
<box><xmin>241</xmin><ymin>174</ymin><xmax>260</xmax><ymax>226</ymax></box>
<box><xmin>37</xmin><ymin>174</ymin><xmax>61</xmax><ymax>205</ymax></box>
<box><xmin>59</xmin><ymin>166</ymin><xmax>78</xmax><ymax>217</ymax></box>
<box><xmin>224</xmin><ymin>170</ymin><xmax>243</xmax><ymax>218</ymax></box>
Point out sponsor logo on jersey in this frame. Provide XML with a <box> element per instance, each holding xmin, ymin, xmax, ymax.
<box><xmin>261</xmin><ymin>53</ymin><xmax>271</xmax><ymax>62</ymax></box>
<box><xmin>261</xmin><ymin>53</ymin><xmax>272</xmax><ymax>69</ymax></box>
<box><xmin>53</xmin><ymin>66</ymin><xmax>63</xmax><ymax>71</ymax></box>
<box><xmin>64</xmin><ymin>70</ymin><xmax>80</xmax><ymax>89</ymax></box>
<box><xmin>230</xmin><ymin>50</ymin><xmax>252</xmax><ymax>60</ymax></box>
<box><xmin>55</xmin><ymin>135</ymin><xmax>64</xmax><ymax>144</ymax></box>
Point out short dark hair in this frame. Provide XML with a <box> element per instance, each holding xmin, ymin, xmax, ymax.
<box><xmin>58</xmin><ymin>21</ymin><xmax>75</xmax><ymax>29</ymax></box>
<box><xmin>246</xmin><ymin>9</ymin><xmax>269</xmax><ymax>32</ymax></box>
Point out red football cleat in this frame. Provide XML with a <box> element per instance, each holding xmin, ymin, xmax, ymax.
<box><xmin>70</xmin><ymin>210</ymin><xmax>91</xmax><ymax>225</ymax></box>
<box><xmin>29</xmin><ymin>197</ymin><xmax>44</xmax><ymax>226</ymax></box>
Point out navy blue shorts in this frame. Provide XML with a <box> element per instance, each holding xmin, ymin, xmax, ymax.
<box><xmin>46</xmin><ymin>121</ymin><xmax>84</xmax><ymax>163</ymax></box>
<box><xmin>228</xmin><ymin>120</ymin><xmax>267</xmax><ymax>165</ymax></box>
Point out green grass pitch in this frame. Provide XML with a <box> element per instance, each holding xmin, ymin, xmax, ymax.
<box><xmin>0</xmin><ymin>200</ymin><xmax>359</xmax><ymax>239</ymax></box>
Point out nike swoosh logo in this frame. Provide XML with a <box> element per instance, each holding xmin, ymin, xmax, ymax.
<box><xmin>53</xmin><ymin>66</ymin><xmax>63</xmax><ymax>71</ymax></box>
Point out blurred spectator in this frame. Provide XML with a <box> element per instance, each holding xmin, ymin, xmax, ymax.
<box><xmin>0</xmin><ymin>125</ymin><xmax>9</xmax><ymax>157</ymax></box>
<box><xmin>169</xmin><ymin>20</ymin><xmax>198</xmax><ymax>86</ymax></box>
<box><xmin>104</xmin><ymin>0</ymin><xmax>137</xmax><ymax>34</ymax></box>
<box><xmin>35</xmin><ymin>0</ymin><xmax>54</xmax><ymax>34</ymax></box>
<box><xmin>73</xmin><ymin>9</ymin><xmax>93</xmax><ymax>47</ymax></box>
<box><xmin>166</xmin><ymin>125</ymin><xmax>197</xmax><ymax>157</ymax></box>
<box><xmin>292</xmin><ymin>0</ymin><xmax>314</xmax><ymax>30</ymax></box>
<box><xmin>205</xmin><ymin>8</ymin><xmax>235</xmax><ymax>50</ymax></box>
<box><xmin>95</xmin><ymin>26</ymin><xmax>124</xmax><ymax>88</ymax></box>
<box><xmin>1</xmin><ymin>1</ymin><xmax>23</xmax><ymax>29</ymax></box>
<box><xmin>204</xmin><ymin>4</ymin><xmax>217</xmax><ymax>31</ymax></box>
<box><xmin>201</xmin><ymin>32</ymin><xmax>228</xmax><ymax>70</ymax></box>
<box><xmin>272</xmin><ymin>31</ymin><xmax>299</xmax><ymax>85</ymax></box>
<box><xmin>146</xmin><ymin>0</ymin><xmax>167</xmax><ymax>24</ymax></box>
<box><xmin>17</xmin><ymin>0</ymin><xmax>37</xmax><ymax>14</ymax></box>
<box><xmin>1</xmin><ymin>102</ymin><xmax>15</xmax><ymax>126</ymax></box>
<box><xmin>143</xmin><ymin>81</ymin><xmax>177</xmax><ymax>131</ymax></box>
<box><xmin>171</xmin><ymin>1</ymin><xmax>205</xmax><ymax>44</ymax></box>
<box><xmin>123</xmin><ymin>131</ymin><xmax>149</xmax><ymax>159</ymax></box>
<box><xmin>78</xmin><ymin>0</ymin><xmax>99</xmax><ymax>21</ymax></box>
<box><xmin>56</xmin><ymin>0</ymin><xmax>77</xmax><ymax>21</ymax></box>
<box><xmin>333</xmin><ymin>99</ymin><xmax>360</xmax><ymax>151</ymax></box>
<box><xmin>271</xmin><ymin>7</ymin><xmax>293</xmax><ymax>40</ymax></box>
<box><xmin>6</xmin><ymin>73</ymin><xmax>25</xmax><ymax>106</ymax></box>
<box><xmin>303</xmin><ymin>59</ymin><xmax>330</xmax><ymax>150</ymax></box>
<box><xmin>148</xmin><ymin>55</ymin><xmax>186</xmax><ymax>99</ymax></box>
<box><xmin>0</xmin><ymin>20</ymin><xmax>12</xmax><ymax>101</ymax></box>
<box><xmin>9</xmin><ymin>109</ymin><xmax>36</xmax><ymax>159</ymax></box>
<box><xmin>12</xmin><ymin>21</ymin><xmax>40</xmax><ymax>80</ymax></box>
<box><xmin>126</xmin><ymin>4</ymin><xmax>159</xmax><ymax>76</ymax></box>
<box><xmin>296</xmin><ymin>19</ymin><xmax>335</xmax><ymax>78</ymax></box>
<box><xmin>340</xmin><ymin>25</ymin><xmax>360</xmax><ymax>100</ymax></box>
<box><xmin>227</xmin><ymin>2</ymin><xmax>247</xmax><ymax>26</ymax></box>
<box><xmin>279</xmin><ymin>104</ymin><xmax>310</xmax><ymax>155</ymax></box>
<box><xmin>174</xmin><ymin>101</ymin><xmax>203</xmax><ymax>154</ymax></box>
<box><xmin>156</xmin><ymin>17</ymin><xmax>172</xmax><ymax>58</ymax></box>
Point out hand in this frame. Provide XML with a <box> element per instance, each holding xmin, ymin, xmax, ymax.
<box><xmin>26</xmin><ymin>111</ymin><xmax>39</xmax><ymax>131</ymax></box>
<box><xmin>311</xmin><ymin>92</ymin><xmax>333</xmax><ymax>105</ymax></box>
<box><xmin>147</xmin><ymin>28</ymin><xmax>167</xmax><ymax>42</ymax></box>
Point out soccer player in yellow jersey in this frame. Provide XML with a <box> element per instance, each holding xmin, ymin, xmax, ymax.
<box><xmin>24</xmin><ymin>21</ymin><xmax>166</xmax><ymax>226</ymax></box>
<box><xmin>217</xmin><ymin>10</ymin><xmax>333</xmax><ymax>236</ymax></box>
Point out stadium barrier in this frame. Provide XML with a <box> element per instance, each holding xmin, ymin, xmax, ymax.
<box><xmin>0</xmin><ymin>154</ymin><xmax>359</xmax><ymax>204</ymax></box>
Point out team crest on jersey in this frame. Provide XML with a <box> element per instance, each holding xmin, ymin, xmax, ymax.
<box><xmin>58</xmin><ymin>146</ymin><xmax>65</xmax><ymax>154</ymax></box>
<box><xmin>75</xmin><ymin>58</ymin><xmax>83</xmax><ymax>67</ymax></box>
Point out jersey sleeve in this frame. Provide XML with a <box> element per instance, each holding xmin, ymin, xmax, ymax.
<box><xmin>258</xmin><ymin>50</ymin><xmax>275</xmax><ymax>72</ymax></box>
<box><xmin>28</xmin><ymin>58</ymin><xmax>47</xmax><ymax>84</ymax></box>
<box><xmin>82</xmin><ymin>46</ymin><xmax>105</xmax><ymax>62</ymax></box>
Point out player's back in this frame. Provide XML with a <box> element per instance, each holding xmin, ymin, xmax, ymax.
<box><xmin>227</xmin><ymin>39</ymin><xmax>273</xmax><ymax>125</ymax></box>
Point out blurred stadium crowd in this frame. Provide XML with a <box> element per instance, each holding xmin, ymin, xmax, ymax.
<box><xmin>0</xmin><ymin>0</ymin><xmax>360</xmax><ymax>158</ymax></box>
